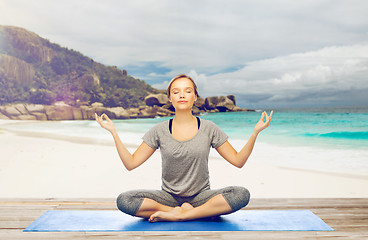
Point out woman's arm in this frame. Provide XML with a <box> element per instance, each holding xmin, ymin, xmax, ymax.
<box><xmin>95</xmin><ymin>113</ymin><xmax>155</xmax><ymax>171</ymax></box>
<box><xmin>216</xmin><ymin>111</ymin><xmax>273</xmax><ymax>168</ymax></box>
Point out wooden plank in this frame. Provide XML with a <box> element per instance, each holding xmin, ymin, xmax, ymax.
<box><xmin>0</xmin><ymin>198</ymin><xmax>367</xmax><ymax>240</ymax></box>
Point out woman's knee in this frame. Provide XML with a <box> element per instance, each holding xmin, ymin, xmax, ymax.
<box><xmin>222</xmin><ymin>186</ymin><xmax>250</xmax><ymax>212</ymax></box>
<box><xmin>237</xmin><ymin>186</ymin><xmax>250</xmax><ymax>206</ymax></box>
<box><xmin>116</xmin><ymin>191</ymin><xmax>144</xmax><ymax>216</ymax></box>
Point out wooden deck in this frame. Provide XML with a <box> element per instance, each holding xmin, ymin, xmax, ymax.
<box><xmin>0</xmin><ymin>198</ymin><xmax>367</xmax><ymax>239</ymax></box>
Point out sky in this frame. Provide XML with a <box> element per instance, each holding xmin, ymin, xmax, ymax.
<box><xmin>1</xmin><ymin>0</ymin><xmax>368</xmax><ymax>108</ymax></box>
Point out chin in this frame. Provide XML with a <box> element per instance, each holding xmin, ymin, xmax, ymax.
<box><xmin>173</xmin><ymin>105</ymin><xmax>193</xmax><ymax>111</ymax></box>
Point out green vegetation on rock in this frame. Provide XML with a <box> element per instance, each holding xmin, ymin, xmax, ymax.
<box><xmin>0</xmin><ymin>25</ymin><xmax>159</xmax><ymax>108</ymax></box>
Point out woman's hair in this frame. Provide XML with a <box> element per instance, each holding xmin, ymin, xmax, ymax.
<box><xmin>167</xmin><ymin>74</ymin><xmax>198</xmax><ymax>98</ymax></box>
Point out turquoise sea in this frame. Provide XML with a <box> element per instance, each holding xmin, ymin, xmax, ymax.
<box><xmin>5</xmin><ymin>106</ymin><xmax>368</xmax><ymax>175</ymax></box>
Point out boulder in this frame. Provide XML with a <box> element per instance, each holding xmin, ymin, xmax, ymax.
<box><xmin>232</xmin><ymin>106</ymin><xmax>241</xmax><ymax>112</ymax></box>
<box><xmin>227</xmin><ymin>95</ymin><xmax>236</xmax><ymax>105</ymax></box>
<box><xmin>72</xmin><ymin>108</ymin><xmax>84</xmax><ymax>120</ymax></box>
<box><xmin>216</xmin><ymin>96</ymin><xmax>236</xmax><ymax>112</ymax></box>
<box><xmin>162</xmin><ymin>103</ymin><xmax>175</xmax><ymax>112</ymax></box>
<box><xmin>158</xmin><ymin>107</ymin><xmax>174</xmax><ymax>116</ymax></box>
<box><xmin>79</xmin><ymin>106</ymin><xmax>89</xmax><ymax>120</ymax></box>
<box><xmin>107</xmin><ymin>107</ymin><xmax>130</xmax><ymax>119</ymax></box>
<box><xmin>3</xmin><ymin>105</ymin><xmax>22</xmax><ymax>117</ymax></box>
<box><xmin>91</xmin><ymin>102</ymin><xmax>104</xmax><ymax>108</ymax></box>
<box><xmin>45</xmin><ymin>105</ymin><xmax>74</xmax><ymax>120</ymax></box>
<box><xmin>32</xmin><ymin>112</ymin><xmax>48</xmax><ymax>120</ymax></box>
<box><xmin>84</xmin><ymin>106</ymin><xmax>108</xmax><ymax>120</ymax></box>
<box><xmin>14</xmin><ymin>104</ymin><xmax>29</xmax><ymax>115</ymax></box>
<box><xmin>79</xmin><ymin>73</ymin><xmax>100</xmax><ymax>88</ymax></box>
<box><xmin>93</xmin><ymin>107</ymin><xmax>108</xmax><ymax>117</ymax></box>
<box><xmin>194</xmin><ymin>97</ymin><xmax>205</xmax><ymax>110</ymax></box>
<box><xmin>0</xmin><ymin>112</ymin><xmax>10</xmax><ymax>119</ymax></box>
<box><xmin>156</xmin><ymin>107</ymin><xmax>174</xmax><ymax>117</ymax></box>
<box><xmin>79</xmin><ymin>105</ymin><xmax>106</xmax><ymax>120</ymax></box>
<box><xmin>25</xmin><ymin>104</ymin><xmax>45</xmax><ymax>113</ymax></box>
<box><xmin>127</xmin><ymin>108</ymin><xmax>140</xmax><ymax>118</ymax></box>
<box><xmin>145</xmin><ymin>94</ymin><xmax>169</xmax><ymax>107</ymax></box>
<box><xmin>79</xmin><ymin>104</ymin><xmax>116</xmax><ymax>120</ymax></box>
<box><xmin>192</xmin><ymin>106</ymin><xmax>201</xmax><ymax>115</ymax></box>
<box><xmin>17</xmin><ymin>115</ymin><xmax>37</xmax><ymax>120</ymax></box>
<box><xmin>139</xmin><ymin>106</ymin><xmax>158</xmax><ymax>118</ymax></box>
<box><xmin>3</xmin><ymin>105</ymin><xmax>21</xmax><ymax>118</ymax></box>
<box><xmin>205</xmin><ymin>96</ymin><xmax>219</xmax><ymax>110</ymax></box>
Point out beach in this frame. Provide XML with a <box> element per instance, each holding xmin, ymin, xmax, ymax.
<box><xmin>1</xmin><ymin>119</ymin><xmax>367</xmax><ymax>199</ymax></box>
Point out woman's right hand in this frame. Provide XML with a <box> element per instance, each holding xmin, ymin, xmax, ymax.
<box><xmin>95</xmin><ymin>113</ymin><xmax>116</xmax><ymax>134</ymax></box>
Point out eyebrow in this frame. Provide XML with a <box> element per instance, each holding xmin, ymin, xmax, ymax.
<box><xmin>171</xmin><ymin>87</ymin><xmax>193</xmax><ymax>91</ymax></box>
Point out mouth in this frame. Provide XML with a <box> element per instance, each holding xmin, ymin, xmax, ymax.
<box><xmin>178</xmin><ymin>101</ymin><xmax>188</xmax><ymax>104</ymax></box>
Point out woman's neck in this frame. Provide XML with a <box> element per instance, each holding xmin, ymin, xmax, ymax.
<box><xmin>173</xmin><ymin>110</ymin><xmax>196</xmax><ymax>124</ymax></box>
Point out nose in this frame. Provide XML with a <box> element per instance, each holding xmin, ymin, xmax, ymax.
<box><xmin>179</xmin><ymin>91</ymin><xmax>185</xmax><ymax>98</ymax></box>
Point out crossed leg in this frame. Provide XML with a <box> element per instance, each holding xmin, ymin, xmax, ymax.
<box><xmin>134</xmin><ymin>198</ymin><xmax>175</xmax><ymax>219</ymax></box>
<box><xmin>136</xmin><ymin>194</ymin><xmax>232</xmax><ymax>222</ymax></box>
<box><xmin>117</xmin><ymin>187</ymin><xmax>249</xmax><ymax>222</ymax></box>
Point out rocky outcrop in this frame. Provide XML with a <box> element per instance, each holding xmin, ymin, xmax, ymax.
<box><xmin>0</xmin><ymin>25</ymin><xmax>156</xmax><ymax>109</ymax></box>
<box><xmin>145</xmin><ymin>94</ymin><xmax>169</xmax><ymax>107</ymax></box>
<box><xmin>0</xmin><ymin>54</ymin><xmax>35</xmax><ymax>85</ymax></box>
<box><xmin>216</xmin><ymin>96</ymin><xmax>236</xmax><ymax>112</ymax></box>
<box><xmin>203</xmin><ymin>95</ymin><xmax>241</xmax><ymax>112</ymax></box>
<box><xmin>2</xmin><ymin>25</ymin><xmax>54</xmax><ymax>64</ymax></box>
<box><xmin>0</xmin><ymin>111</ymin><xmax>10</xmax><ymax>119</ymax></box>
<box><xmin>0</xmin><ymin>102</ymin><xmax>171</xmax><ymax>120</ymax></box>
<box><xmin>205</xmin><ymin>96</ymin><xmax>220</xmax><ymax>110</ymax></box>
<box><xmin>0</xmin><ymin>95</ymin><xmax>247</xmax><ymax>121</ymax></box>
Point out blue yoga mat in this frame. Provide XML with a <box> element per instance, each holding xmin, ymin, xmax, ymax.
<box><xmin>24</xmin><ymin>210</ymin><xmax>333</xmax><ymax>232</ymax></box>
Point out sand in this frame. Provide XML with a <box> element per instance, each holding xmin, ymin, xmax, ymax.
<box><xmin>0</xmin><ymin>120</ymin><xmax>367</xmax><ymax>199</ymax></box>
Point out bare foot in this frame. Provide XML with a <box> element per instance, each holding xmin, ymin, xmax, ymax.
<box><xmin>148</xmin><ymin>203</ymin><xmax>195</xmax><ymax>222</ymax></box>
<box><xmin>149</xmin><ymin>205</ymin><xmax>189</xmax><ymax>222</ymax></box>
<box><xmin>180</xmin><ymin>202</ymin><xmax>194</xmax><ymax>211</ymax></box>
<box><xmin>149</xmin><ymin>210</ymin><xmax>181</xmax><ymax>222</ymax></box>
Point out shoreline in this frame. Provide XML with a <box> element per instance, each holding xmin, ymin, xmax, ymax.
<box><xmin>1</xmin><ymin>120</ymin><xmax>368</xmax><ymax>199</ymax></box>
<box><xmin>1</xmin><ymin>119</ymin><xmax>368</xmax><ymax>179</ymax></box>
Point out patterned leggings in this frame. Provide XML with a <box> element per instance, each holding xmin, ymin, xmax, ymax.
<box><xmin>116</xmin><ymin>186</ymin><xmax>250</xmax><ymax>216</ymax></box>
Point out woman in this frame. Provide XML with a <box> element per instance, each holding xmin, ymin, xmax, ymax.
<box><xmin>95</xmin><ymin>74</ymin><xmax>273</xmax><ymax>222</ymax></box>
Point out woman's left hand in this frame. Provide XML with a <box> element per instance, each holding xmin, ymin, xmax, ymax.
<box><xmin>254</xmin><ymin>110</ymin><xmax>273</xmax><ymax>134</ymax></box>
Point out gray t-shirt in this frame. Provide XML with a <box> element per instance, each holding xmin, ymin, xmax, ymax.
<box><xmin>142</xmin><ymin>118</ymin><xmax>228</xmax><ymax>197</ymax></box>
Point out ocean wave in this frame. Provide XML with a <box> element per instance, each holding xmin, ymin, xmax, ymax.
<box><xmin>305</xmin><ymin>131</ymin><xmax>368</xmax><ymax>140</ymax></box>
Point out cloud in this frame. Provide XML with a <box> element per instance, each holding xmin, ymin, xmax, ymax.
<box><xmin>2</xmin><ymin>0</ymin><xmax>368</xmax><ymax>71</ymax></box>
<box><xmin>199</xmin><ymin>44</ymin><xmax>368</xmax><ymax>107</ymax></box>
<box><xmin>1</xmin><ymin>0</ymin><xmax>368</xmax><ymax>107</ymax></box>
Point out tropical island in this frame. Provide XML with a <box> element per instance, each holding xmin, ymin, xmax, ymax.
<box><xmin>0</xmin><ymin>25</ymin><xmax>248</xmax><ymax>120</ymax></box>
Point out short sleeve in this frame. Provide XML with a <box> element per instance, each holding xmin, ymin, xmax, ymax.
<box><xmin>142</xmin><ymin>126</ymin><xmax>160</xmax><ymax>149</ymax></box>
<box><xmin>210</xmin><ymin>122</ymin><xmax>229</xmax><ymax>149</ymax></box>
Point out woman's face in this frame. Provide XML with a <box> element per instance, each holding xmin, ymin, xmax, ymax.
<box><xmin>169</xmin><ymin>77</ymin><xmax>197</xmax><ymax>111</ymax></box>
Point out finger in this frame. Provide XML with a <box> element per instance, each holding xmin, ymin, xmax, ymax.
<box><xmin>101</xmin><ymin>113</ymin><xmax>107</xmax><ymax>121</ymax></box>
<box><xmin>98</xmin><ymin>114</ymin><xmax>105</xmax><ymax>123</ymax></box>
<box><xmin>265</xmin><ymin>111</ymin><xmax>273</xmax><ymax>125</ymax></box>
<box><xmin>265</xmin><ymin>113</ymin><xmax>271</xmax><ymax>124</ymax></box>
<box><xmin>103</xmin><ymin>113</ymin><xmax>112</xmax><ymax>123</ymax></box>
<box><xmin>95</xmin><ymin>113</ymin><xmax>102</xmax><ymax>124</ymax></box>
<box><xmin>260</xmin><ymin>111</ymin><xmax>265</xmax><ymax>121</ymax></box>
